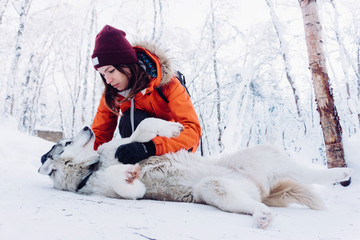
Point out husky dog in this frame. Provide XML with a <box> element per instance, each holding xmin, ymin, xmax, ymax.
<box><xmin>38</xmin><ymin>118</ymin><xmax>352</xmax><ymax>229</ymax></box>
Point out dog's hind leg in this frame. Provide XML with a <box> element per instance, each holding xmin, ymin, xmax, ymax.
<box><xmin>274</xmin><ymin>161</ymin><xmax>353</xmax><ymax>185</ymax></box>
<box><xmin>217</xmin><ymin>145</ymin><xmax>352</xmax><ymax>185</ymax></box>
<box><xmin>257</xmin><ymin>146</ymin><xmax>353</xmax><ymax>185</ymax></box>
<box><xmin>193</xmin><ymin>177</ymin><xmax>273</xmax><ymax>229</ymax></box>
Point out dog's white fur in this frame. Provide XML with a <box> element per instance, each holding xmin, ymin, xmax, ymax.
<box><xmin>38</xmin><ymin>118</ymin><xmax>352</xmax><ymax>229</ymax></box>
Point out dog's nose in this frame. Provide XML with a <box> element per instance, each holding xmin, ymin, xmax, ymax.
<box><xmin>83</xmin><ymin>126</ymin><xmax>90</xmax><ymax>131</ymax></box>
<box><xmin>41</xmin><ymin>153</ymin><xmax>48</xmax><ymax>164</ymax></box>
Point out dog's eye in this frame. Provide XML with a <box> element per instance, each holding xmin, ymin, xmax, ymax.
<box><xmin>49</xmin><ymin>169</ymin><xmax>56</xmax><ymax>177</ymax></box>
<box><xmin>65</xmin><ymin>141</ymin><xmax>72</xmax><ymax>147</ymax></box>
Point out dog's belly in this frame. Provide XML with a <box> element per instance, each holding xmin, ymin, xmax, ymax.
<box><xmin>139</xmin><ymin>155</ymin><xmax>195</xmax><ymax>202</ymax></box>
<box><xmin>144</xmin><ymin>180</ymin><xmax>194</xmax><ymax>202</ymax></box>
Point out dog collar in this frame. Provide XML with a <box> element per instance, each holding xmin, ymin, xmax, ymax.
<box><xmin>76</xmin><ymin>159</ymin><xmax>100</xmax><ymax>192</ymax></box>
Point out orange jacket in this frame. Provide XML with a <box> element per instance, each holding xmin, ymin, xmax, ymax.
<box><xmin>92</xmin><ymin>43</ymin><xmax>201</xmax><ymax>155</ymax></box>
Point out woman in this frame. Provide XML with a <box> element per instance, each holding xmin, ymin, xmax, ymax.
<box><xmin>91</xmin><ymin>25</ymin><xmax>201</xmax><ymax>164</ymax></box>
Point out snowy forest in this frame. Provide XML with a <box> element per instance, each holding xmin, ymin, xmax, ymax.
<box><xmin>1</xmin><ymin>0</ymin><xmax>359</xmax><ymax>162</ymax></box>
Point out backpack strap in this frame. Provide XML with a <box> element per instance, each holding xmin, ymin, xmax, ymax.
<box><xmin>156</xmin><ymin>87</ymin><xmax>169</xmax><ymax>103</ymax></box>
<box><xmin>175</xmin><ymin>71</ymin><xmax>190</xmax><ymax>97</ymax></box>
<box><xmin>156</xmin><ymin>71</ymin><xmax>190</xmax><ymax>103</ymax></box>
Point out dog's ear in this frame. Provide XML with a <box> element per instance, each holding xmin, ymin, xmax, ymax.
<box><xmin>38</xmin><ymin>160</ymin><xmax>55</xmax><ymax>175</ymax></box>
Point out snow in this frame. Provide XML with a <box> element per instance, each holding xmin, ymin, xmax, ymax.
<box><xmin>0</xmin><ymin>116</ymin><xmax>359</xmax><ymax>240</ymax></box>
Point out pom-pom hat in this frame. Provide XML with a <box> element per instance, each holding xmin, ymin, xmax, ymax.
<box><xmin>91</xmin><ymin>25</ymin><xmax>138</xmax><ymax>70</ymax></box>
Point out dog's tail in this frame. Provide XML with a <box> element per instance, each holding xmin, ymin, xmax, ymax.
<box><xmin>262</xmin><ymin>179</ymin><xmax>325</xmax><ymax>210</ymax></box>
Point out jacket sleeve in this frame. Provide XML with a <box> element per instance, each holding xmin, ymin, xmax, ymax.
<box><xmin>91</xmin><ymin>94</ymin><xmax>119</xmax><ymax>150</ymax></box>
<box><xmin>152</xmin><ymin>78</ymin><xmax>201</xmax><ymax>155</ymax></box>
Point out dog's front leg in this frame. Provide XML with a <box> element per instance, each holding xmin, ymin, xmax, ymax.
<box><xmin>105</xmin><ymin>164</ymin><xmax>146</xmax><ymax>199</ymax></box>
<box><xmin>98</xmin><ymin>138</ymin><xmax>132</xmax><ymax>155</ymax></box>
<box><xmin>130</xmin><ymin>118</ymin><xmax>184</xmax><ymax>143</ymax></box>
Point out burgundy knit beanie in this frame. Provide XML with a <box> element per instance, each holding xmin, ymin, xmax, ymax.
<box><xmin>91</xmin><ymin>25</ymin><xmax>138</xmax><ymax>70</ymax></box>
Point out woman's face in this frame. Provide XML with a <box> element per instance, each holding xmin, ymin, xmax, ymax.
<box><xmin>98</xmin><ymin>65</ymin><xmax>130</xmax><ymax>91</ymax></box>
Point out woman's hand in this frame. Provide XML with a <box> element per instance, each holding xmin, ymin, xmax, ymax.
<box><xmin>115</xmin><ymin>141</ymin><xmax>156</xmax><ymax>164</ymax></box>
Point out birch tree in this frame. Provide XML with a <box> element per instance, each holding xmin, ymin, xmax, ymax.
<box><xmin>81</xmin><ymin>2</ymin><xmax>96</xmax><ymax>124</ymax></box>
<box><xmin>265</xmin><ymin>0</ymin><xmax>303</xmax><ymax>120</ymax></box>
<box><xmin>4</xmin><ymin>0</ymin><xmax>31</xmax><ymax>116</ymax></box>
<box><xmin>151</xmin><ymin>0</ymin><xmax>164</xmax><ymax>43</ymax></box>
<box><xmin>299</xmin><ymin>0</ymin><xmax>348</xmax><ymax>178</ymax></box>
<box><xmin>191</xmin><ymin>0</ymin><xmax>230</xmax><ymax>154</ymax></box>
<box><xmin>52</xmin><ymin>56</ymin><xmax>65</xmax><ymax>133</ymax></box>
<box><xmin>210</xmin><ymin>0</ymin><xmax>223</xmax><ymax>152</ymax></box>
<box><xmin>18</xmin><ymin>35</ymin><xmax>53</xmax><ymax>134</ymax></box>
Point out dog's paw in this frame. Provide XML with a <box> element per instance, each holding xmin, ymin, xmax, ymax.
<box><xmin>105</xmin><ymin>165</ymin><xmax>146</xmax><ymax>199</ymax></box>
<box><xmin>253</xmin><ymin>210</ymin><xmax>272</xmax><ymax>229</ymax></box>
<box><xmin>125</xmin><ymin>164</ymin><xmax>141</xmax><ymax>184</ymax></box>
<box><xmin>157</xmin><ymin>122</ymin><xmax>184</xmax><ymax>138</ymax></box>
<box><xmin>131</xmin><ymin>119</ymin><xmax>184</xmax><ymax>143</ymax></box>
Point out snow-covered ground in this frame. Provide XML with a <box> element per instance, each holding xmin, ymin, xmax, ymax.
<box><xmin>0</xmin><ymin>117</ymin><xmax>359</xmax><ymax>240</ymax></box>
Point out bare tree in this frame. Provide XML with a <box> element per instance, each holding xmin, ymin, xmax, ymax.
<box><xmin>4</xmin><ymin>0</ymin><xmax>31</xmax><ymax>116</ymax></box>
<box><xmin>0</xmin><ymin>0</ymin><xmax>10</xmax><ymax>24</ymax></box>
<box><xmin>19</xmin><ymin>54</ymin><xmax>35</xmax><ymax>133</ymax></box>
<box><xmin>151</xmin><ymin>0</ymin><xmax>164</xmax><ymax>43</ymax></box>
<box><xmin>51</xmin><ymin>55</ymin><xmax>65</xmax><ymax>133</ymax></box>
<box><xmin>265</xmin><ymin>0</ymin><xmax>303</xmax><ymax>120</ymax></box>
<box><xmin>357</xmin><ymin>38</ymin><xmax>360</xmax><ymax>99</ymax></box>
<box><xmin>91</xmin><ymin>14</ymin><xmax>100</xmax><ymax>122</ymax></box>
<box><xmin>210</xmin><ymin>0</ymin><xmax>224</xmax><ymax>152</ymax></box>
<box><xmin>59</xmin><ymin>49</ymin><xmax>81</xmax><ymax>136</ymax></box>
<box><xmin>357</xmin><ymin>37</ymin><xmax>360</xmax><ymax>127</ymax></box>
<box><xmin>81</xmin><ymin>2</ymin><xmax>96</xmax><ymax>124</ymax></box>
<box><xmin>299</xmin><ymin>0</ymin><xmax>348</xmax><ymax>178</ymax></box>
<box><xmin>328</xmin><ymin>0</ymin><xmax>360</xmax><ymax>133</ymax></box>
<box><xmin>19</xmin><ymin>35</ymin><xmax>53</xmax><ymax>134</ymax></box>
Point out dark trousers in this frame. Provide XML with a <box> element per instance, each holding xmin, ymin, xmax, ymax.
<box><xmin>119</xmin><ymin>109</ymin><xmax>151</xmax><ymax>138</ymax></box>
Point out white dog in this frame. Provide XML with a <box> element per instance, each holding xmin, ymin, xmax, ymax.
<box><xmin>38</xmin><ymin>118</ymin><xmax>352</xmax><ymax>229</ymax></box>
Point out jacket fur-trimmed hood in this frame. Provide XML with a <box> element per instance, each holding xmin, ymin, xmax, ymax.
<box><xmin>133</xmin><ymin>41</ymin><xmax>174</xmax><ymax>87</ymax></box>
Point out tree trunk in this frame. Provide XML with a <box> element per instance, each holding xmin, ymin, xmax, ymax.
<box><xmin>151</xmin><ymin>0</ymin><xmax>164</xmax><ymax>44</ymax></box>
<box><xmin>4</xmin><ymin>0</ymin><xmax>31</xmax><ymax>116</ymax></box>
<box><xmin>265</xmin><ymin>0</ymin><xmax>303</xmax><ymax>120</ymax></box>
<box><xmin>210</xmin><ymin>0</ymin><xmax>223</xmax><ymax>152</ymax></box>
<box><xmin>299</xmin><ymin>0</ymin><xmax>347</xmax><ymax>171</ymax></box>
<box><xmin>82</xmin><ymin>4</ymin><xmax>96</xmax><ymax>124</ymax></box>
<box><xmin>52</xmin><ymin>58</ymin><xmax>65</xmax><ymax>133</ymax></box>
